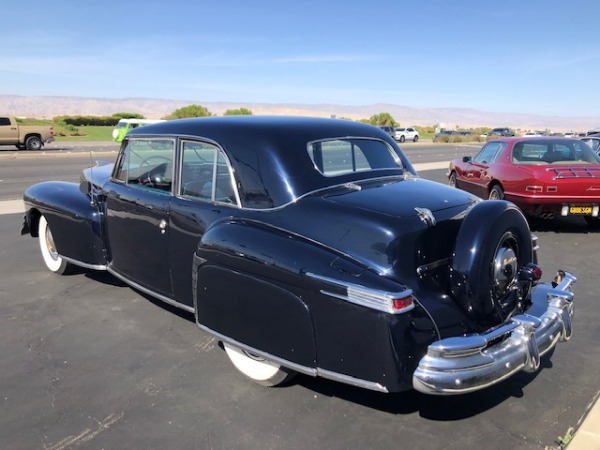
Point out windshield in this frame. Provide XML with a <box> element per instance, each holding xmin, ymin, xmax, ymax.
<box><xmin>308</xmin><ymin>138</ymin><xmax>404</xmax><ymax>176</ymax></box>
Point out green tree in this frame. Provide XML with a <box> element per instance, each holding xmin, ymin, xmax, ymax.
<box><xmin>112</xmin><ymin>112</ymin><xmax>145</xmax><ymax>120</ymax></box>
<box><xmin>223</xmin><ymin>108</ymin><xmax>253</xmax><ymax>116</ymax></box>
<box><xmin>163</xmin><ymin>104</ymin><xmax>212</xmax><ymax>119</ymax></box>
<box><xmin>367</xmin><ymin>112</ymin><xmax>398</xmax><ymax>127</ymax></box>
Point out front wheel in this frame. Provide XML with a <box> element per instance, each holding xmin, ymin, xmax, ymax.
<box><xmin>38</xmin><ymin>215</ymin><xmax>73</xmax><ymax>274</ymax></box>
<box><xmin>223</xmin><ymin>342</ymin><xmax>296</xmax><ymax>387</ymax></box>
<box><xmin>26</xmin><ymin>136</ymin><xmax>43</xmax><ymax>150</ymax></box>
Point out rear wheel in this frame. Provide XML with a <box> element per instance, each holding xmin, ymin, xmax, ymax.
<box><xmin>223</xmin><ymin>342</ymin><xmax>296</xmax><ymax>387</ymax></box>
<box><xmin>38</xmin><ymin>215</ymin><xmax>73</xmax><ymax>274</ymax></box>
<box><xmin>26</xmin><ymin>136</ymin><xmax>43</xmax><ymax>150</ymax></box>
<box><xmin>413</xmin><ymin>135</ymin><xmax>419</xmax><ymax>142</ymax></box>
<box><xmin>399</xmin><ymin>135</ymin><xmax>406</xmax><ymax>143</ymax></box>
<box><xmin>489</xmin><ymin>184</ymin><xmax>504</xmax><ymax>200</ymax></box>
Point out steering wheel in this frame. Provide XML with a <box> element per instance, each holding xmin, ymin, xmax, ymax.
<box><xmin>138</xmin><ymin>156</ymin><xmax>172</xmax><ymax>186</ymax></box>
<box><xmin>139</xmin><ymin>155</ymin><xmax>172</xmax><ymax>167</ymax></box>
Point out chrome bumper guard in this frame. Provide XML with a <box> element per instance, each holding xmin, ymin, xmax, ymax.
<box><xmin>413</xmin><ymin>273</ymin><xmax>575</xmax><ymax>395</ymax></box>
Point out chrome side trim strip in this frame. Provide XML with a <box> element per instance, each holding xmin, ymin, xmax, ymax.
<box><xmin>317</xmin><ymin>368</ymin><xmax>389</xmax><ymax>393</ymax></box>
<box><xmin>197</xmin><ymin>323</ymin><xmax>389</xmax><ymax>393</ymax></box>
<box><xmin>106</xmin><ymin>266</ymin><xmax>194</xmax><ymax>314</ymax></box>
<box><xmin>196</xmin><ymin>323</ymin><xmax>317</xmax><ymax>377</ymax></box>
<box><xmin>61</xmin><ymin>255</ymin><xmax>107</xmax><ymax>271</ymax></box>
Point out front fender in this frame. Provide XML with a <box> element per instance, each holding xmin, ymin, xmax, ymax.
<box><xmin>23</xmin><ymin>181</ymin><xmax>106</xmax><ymax>267</ymax></box>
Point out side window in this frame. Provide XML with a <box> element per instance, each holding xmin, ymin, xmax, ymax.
<box><xmin>0</xmin><ymin>117</ymin><xmax>11</xmax><ymax>126</ymax></box>
<box><xmin>180</xmin><ymin>141</ymin><xmax>237</xmax><ymax>205</ymax></box>
<box><xmin>113</xmin><ymin>138</ymin><xmax>175</xmax><ymax>193</ymax></box>
<box><xmin>474</xmin><ymin>142</ymin><xmax>505</xmax><ymax>164</ymax></box>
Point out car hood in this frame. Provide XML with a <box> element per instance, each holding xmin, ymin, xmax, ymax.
<box><xmin>81</xmin><ymin>162</ymin><xmax>114</xmax><ymax>189</ymax></box>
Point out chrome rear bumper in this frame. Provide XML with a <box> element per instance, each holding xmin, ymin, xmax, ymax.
<box><xmin>413</xmin><ymin>273</ymin><xmax>575</xmax><ymax>395</ymax></box>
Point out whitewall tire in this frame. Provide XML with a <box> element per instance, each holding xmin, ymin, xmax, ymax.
<box><xmin>223</xmin><ymin>342</ymin><xmax>296</xmax><ymax>387</ymax></box>
<box><xmin>38</xmin><ymin>215</ymin><xmax>72</xmax><ymax>275</ymax></box>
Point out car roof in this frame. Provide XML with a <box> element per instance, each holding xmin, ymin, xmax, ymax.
<box><xmin>127</xmin><ymin>116</ymin><xmax>410</xmax><ymax>209</ymax></box>
<box><xmin>487</xmin><ymin>136</ymin><xmax>582</xmax><ymax>144</ymax></box>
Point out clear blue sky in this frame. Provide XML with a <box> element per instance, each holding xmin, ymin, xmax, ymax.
<box><xmin>2</xmin><ymin>0</ymin><xmax>599</xmax><ymax>116</ymax></box>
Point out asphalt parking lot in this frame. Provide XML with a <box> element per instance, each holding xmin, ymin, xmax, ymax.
<box><xmin>1</xmin><ymin>143</ymin><xmax>599</xmax><ymax>449</ymax></box>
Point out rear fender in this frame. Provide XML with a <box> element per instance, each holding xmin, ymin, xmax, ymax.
<box><xmin>23</xmin><ymin>181</ymin><xmax>106</xmax><ymax>267</ymax></box>
<box><xmin>194</xmin><ymin>219</ymin><xmax>439</xmax><ymax>391</ymax></box>
<box><xmin>192</xmin><ymin>219</ymin><xmax>357</xmax><ymax>369</ymax></box>
<box><xmin>194</xmin><ymin>218</ymin><xmax>380</xmax><ymax>368</ymax></box>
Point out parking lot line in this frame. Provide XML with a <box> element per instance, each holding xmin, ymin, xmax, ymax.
<box><xmin>0</xmin><ymin>200</ymin><xmax>25</xmax><ymax>215</ymax></box>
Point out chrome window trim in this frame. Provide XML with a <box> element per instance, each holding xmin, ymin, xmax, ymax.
<box><xmin>112</xmin><ymin>137</ymin><xmax>177</xmax><ymax>193</ymax></box>
<box><xmin>177</xmin><ymin>138</ymin><xmax>242</xmax><ymax>208</ymax></box>
<box><xmin>307</xmin><ymin>136</ymin><xmax>405</xmax><ymax>177</ymax></box>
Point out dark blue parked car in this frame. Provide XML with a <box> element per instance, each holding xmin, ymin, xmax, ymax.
<box><xmin>22</xmin><ymin>116</ymin><xmax>575</xmax><ymax>395</ymax></box>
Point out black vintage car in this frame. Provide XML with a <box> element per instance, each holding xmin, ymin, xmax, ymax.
<box><xmin>22</xmin><ymin>116</ymin><xmax>576</xmax><ymax>395</ymax></box>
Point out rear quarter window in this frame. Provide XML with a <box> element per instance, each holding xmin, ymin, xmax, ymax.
<box><xmin>308</xmin><ymin>138</ymin><xmax>403</xmax><ymax>176</ymax></box>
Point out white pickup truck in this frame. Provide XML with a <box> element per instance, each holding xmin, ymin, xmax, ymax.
<box><xmin>0</xmin><ymin>116</ymin><xmax>55</xmax><ymax>150</ymax></box>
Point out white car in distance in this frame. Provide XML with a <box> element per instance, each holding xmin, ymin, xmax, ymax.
<box><xmin>395</xmin><ymin>127</ymin><xmax>419</xmax><ymax>142</ymax></box>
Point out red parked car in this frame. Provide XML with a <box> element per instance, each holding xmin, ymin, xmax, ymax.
<box><xmin>448</xmin><ymin>137</ymin><xmax>600</xmax><ymax>227</ymax></box>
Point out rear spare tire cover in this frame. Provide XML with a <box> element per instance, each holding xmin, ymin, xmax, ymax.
<box><xmin>450</xmin><ymin>201</ymin><xmax>532</xmax><ymax>328</ymax></box>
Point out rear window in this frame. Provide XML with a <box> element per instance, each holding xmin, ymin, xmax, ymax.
<box><xmin>308</xmin><ymin>138</ymin><xmax>403</xmax><ymax>176</ymax></box>
<box><xmin>512</xmin><ymin>140</ymin><xmax>600</xmax><ymax>164</ymax></box>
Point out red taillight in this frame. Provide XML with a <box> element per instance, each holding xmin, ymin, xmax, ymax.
<box><xmin>392</xmin><ymin>295</ymin><xmax>413</xmax><ymax>311</ymax></box>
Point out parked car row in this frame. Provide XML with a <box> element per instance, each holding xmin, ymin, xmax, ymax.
<box><xmin>580</xmin><ymin>133</ymin><xmax>600</xmax><ymax>155</ymax></box>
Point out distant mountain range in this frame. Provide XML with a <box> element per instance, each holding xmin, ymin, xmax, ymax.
<box><xmin>2</xmin><ymin>95</ymin><xmax>599</xmax><ymax>132</ymax></box>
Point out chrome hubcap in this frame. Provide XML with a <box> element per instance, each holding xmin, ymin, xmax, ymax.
<box><xmin>45</xmin><ymin>227</ymin><xmax>59</xmax><ymax>261</ymax></box>
<box><xmin>493</xmin><ymin>245</ymin><xmax>517</xmax><ymax>294</ymax></box>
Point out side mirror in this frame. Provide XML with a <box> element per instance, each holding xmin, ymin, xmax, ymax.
<box><xmin>462</xmin><ymin>156</ymin><xmax>472</xmax><ymax>163</ymax></box>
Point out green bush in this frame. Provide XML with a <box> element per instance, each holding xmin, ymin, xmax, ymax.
<box><xmin>52</xmin><ymin>115</ymin><xmax>121</xmax><ymax>126</ymax></box>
